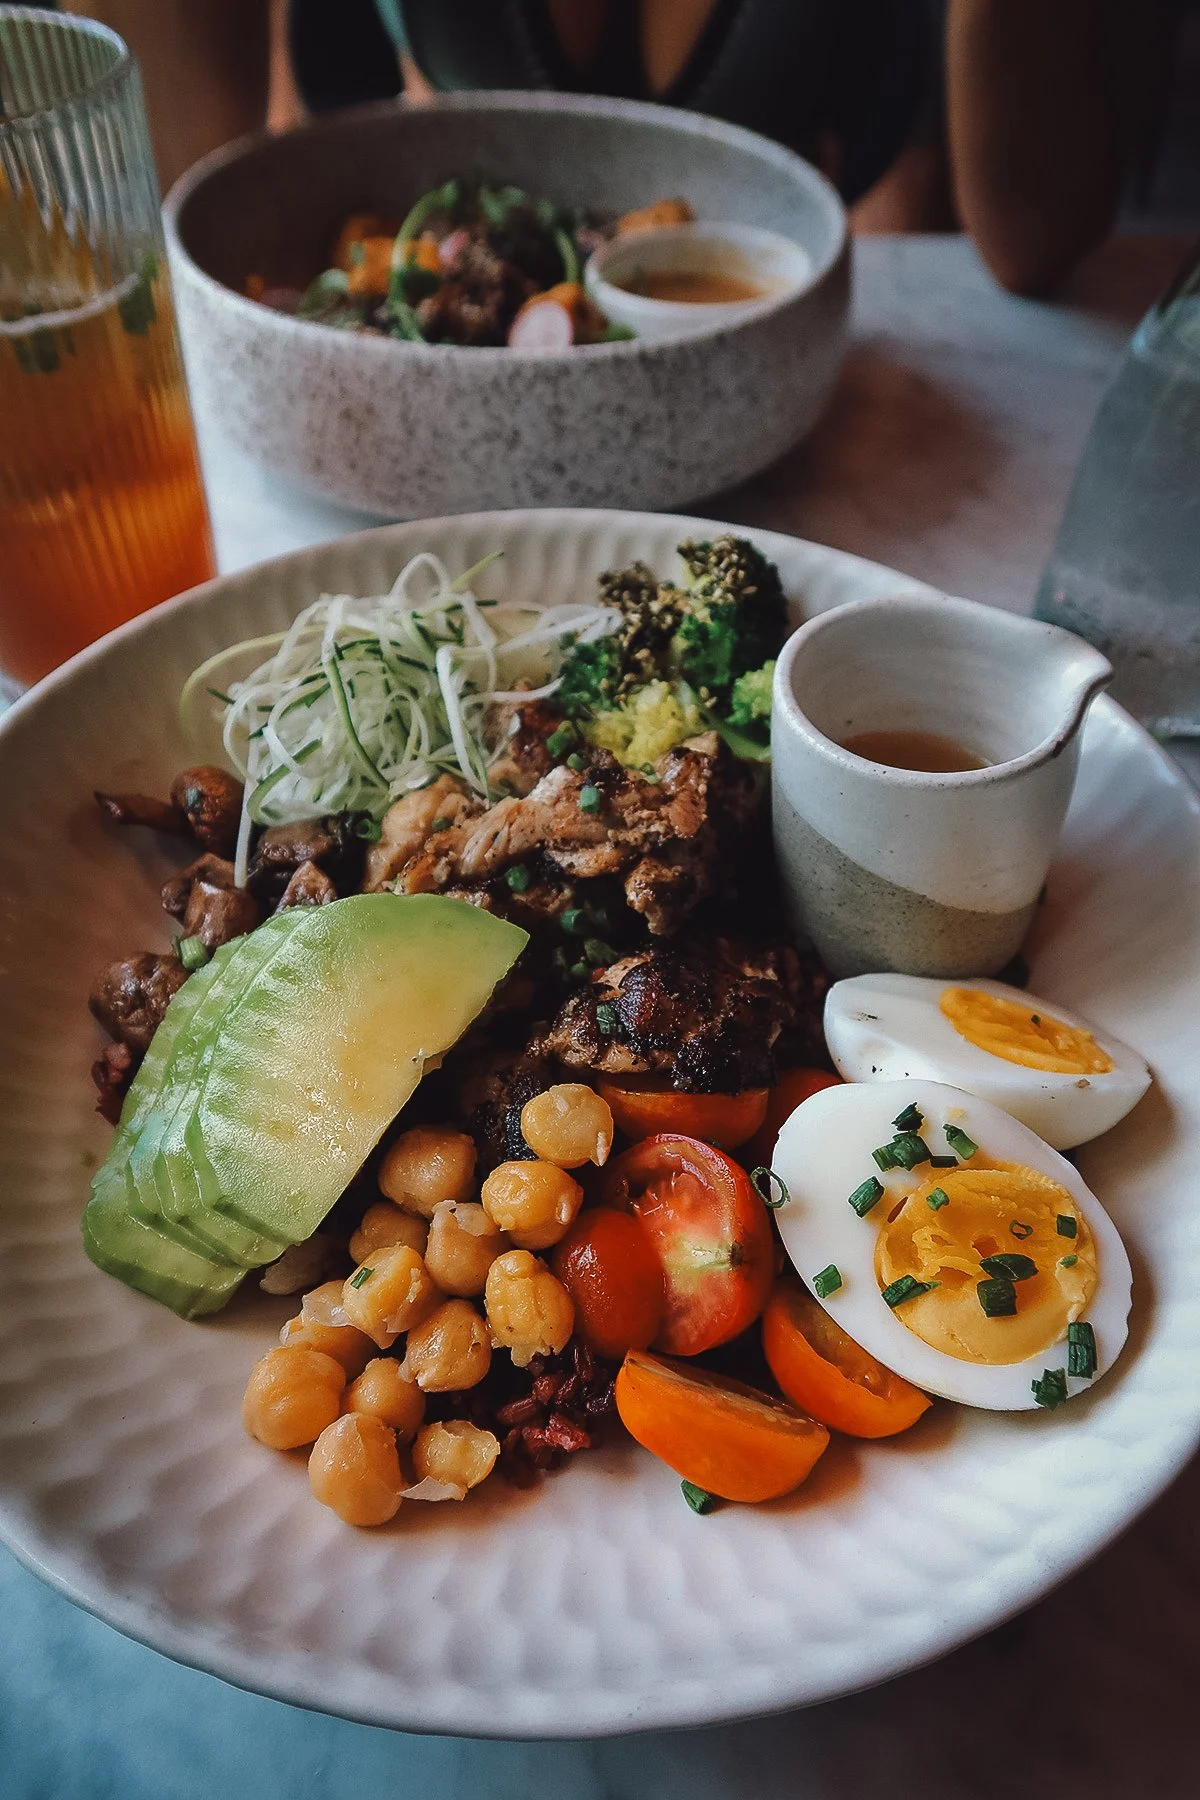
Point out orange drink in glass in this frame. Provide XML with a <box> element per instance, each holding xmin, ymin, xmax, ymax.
<box><xmin>0</xmin><ymin>7</ymin><xmax>215</xmax><ymax>688</ymax></box>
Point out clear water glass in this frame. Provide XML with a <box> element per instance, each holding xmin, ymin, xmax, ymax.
<box><xmin>1034</xmin><ymin>244</ymin><xmax>1200</xmax><ymax>737</ymax></box>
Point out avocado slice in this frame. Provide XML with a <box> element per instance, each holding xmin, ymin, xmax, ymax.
<box><xmin>196</xmin><ymin>895</ymin><xmax>527</xmax><ymax>1243</ymax></box>
<box><xmin>85</xmin><ymin>893</ymin><xmax>527</xmax><ymax>1317</ymax></box>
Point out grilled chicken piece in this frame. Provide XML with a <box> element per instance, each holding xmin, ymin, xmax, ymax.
<box><xmin>95</xmin><ymin>765</ymin><xmax>243</xmax><ymax>856</ymax></box>
<box><xmin>362</xmin><ymin>775</ymin><xmax>482</xmax><ymax>891</ymax></box>
<box><xmin>485</xmin><ymin>698</ymin><xmax>562</xmax><ymax>797</ymax></box>
<box><xmin>387</xmin><ymin>741</ymin><xmax>756</xmax><ymax>936</ymax></box>
<box><xmin>534</xmin><ymin>940</ymin><xmax>800</xmax><ymax>1092</ymax></box>
<box><xmin>161</xmin><ymin>854</ymin><xmax>238</xmax><ymax>918</ymax></box>
<box><xmin>89</xmin><ymin>952</ymin><xmax>187</xmax><ymax>1053</ymax></box>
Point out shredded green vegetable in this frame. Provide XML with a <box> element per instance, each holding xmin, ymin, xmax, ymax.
<box><xmin>179</xmin><ymin>550</ymin><xmax>620</xmax><ymax>885</ymax></box>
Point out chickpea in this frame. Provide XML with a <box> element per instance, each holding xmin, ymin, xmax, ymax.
<box><xmin>480</xmin><ymin>1159</ymin><xmax>583</xmax><ymax>1251</ymax></box>
<box><xmin>412</xmin><ymin>1420</ymin><xmax>500</xmax><ymax>1494</ymax></box>
<box><xmin>242</xmin><ymin>1345</ymin><xmax>345</xmax><ymax>1449</ymax></box>
<box><xmin>349</xmin><ymin>1201</ymin><xmax>428</xmax><ymax>1265</ymax></box>
<box><xmin>299</xmin><ymin>1279</ymin><xmax>352</xmax><ymax>1327</ymax></box>
<box><xmin>278</xmin><ymin>1315</ymin><xmax>375</xmax><ymax>1379</ymax></box>
<box><xmin>308</xmin><ymin>1413</ymin><xmax>404</xmax><ymax>1527</ymax></box>
<box><xmin>520</xmin><ymin>1084</ymin><xmax>614</xmax><ymax>1169</ymax></box>
<box><xmin>423</xmin><ymin>1201</ymin><xmax>509</xmax><ymax>1296</ymax></box>
<box><xmin>405</xmin><ymin>1298</ymin><xmax>492</xmax><ymax>1392</ymax></box>
<box><xmin>378</xmin><ymin>1125</ymin><xmax>476</xmax><ymax>1219</ymax></box>
<box><xmin>341</xmin><ymin>1244</ymin><xmax>442</xmax><ymax>1348</ymax></box>
<box><xmin>345</xmin><ymin>1357</ymin><xmax>426</xmax><ymax>1442</ymax></box>
<box><xmin>484</xmin><ymin>1250</ymin><xmax>575</xmax><ymax>1367</ymax></box>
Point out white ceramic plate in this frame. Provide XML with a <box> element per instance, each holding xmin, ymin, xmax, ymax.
<box><xmin>1</xmin><ymin>510</ymin><xmax>1198</xmax><ymax>1739</ymax></box>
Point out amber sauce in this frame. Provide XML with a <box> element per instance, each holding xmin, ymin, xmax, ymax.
<box><xmin>618</xmin><ymin>270</ymin><xmax>765</xmax><ymax>304</ymax></box>
<box><xmin>840</xmin><ymin>729</ymin><xmax>987</xmax><ymax>773</ymax></box>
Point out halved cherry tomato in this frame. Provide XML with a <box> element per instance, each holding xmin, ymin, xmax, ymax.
<box><xmin>598</xmin><ymin>1076</ymin><xmax>769</xmax><ymax>1150</ymax></box>
<box><xmin>550</xmin><ymin>1208</ymin><xmax>664</xmax><ymax>1358</ymax></box>
<box><xmin>762</xmin><ymin>1278</ymin><xmax>932</xmax><ymax>1438</ymax></box>
<box><xmin>743</xmin><ymin>1068</ymin><xmax>842</xmax><ymax>1172</ymax></box>
<box><xmin>615</xmin><ymin>1349</ymin><xmax>829</xmax><ymax>1502</ymax></box>
<box><xmin>601</xmin><ymin>1135</ymin><xmax>774</xmax><ymax>1355</ymax></box>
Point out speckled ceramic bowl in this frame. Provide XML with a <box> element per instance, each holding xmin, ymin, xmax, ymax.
<box><xmin>164</xmin><ymin>92</ymin><xmax>849</xmax><ymax>518</ymax></box>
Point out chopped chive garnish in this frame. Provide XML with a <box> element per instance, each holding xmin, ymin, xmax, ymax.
<box><xmin>584</xmin><ymin>937</ymin><xmax>615</xmax><ymax>967</ymax></box>
<box><xmin>578</xmin><ymin>783</ymin><xmax>601</xmax><ymax>813</ymax></box>
<box><xmin>872</xmin><ymin>1143</ymin><xmax>901</xmax><ymax>1173</ymax></box>
<box><xmin>888</xmin><ymin>1132</ymin><xmax>932</xmax><ymax>1170</ymax></box>
<box><xmin>812</xmin><ymin>1263</ymin><xmax>842</xmax><ymax>1299</ymax></box>
<box><xmin>561</xmin><ymin>907</ymin><xmax>585</xmax><ymax>935</ymax></box>
<box><xmin>177</xmin><ymin>935</ymin><xmax>210</xmax><ymax>973</ymax></box>
<box><xmin>750</xmin><ymin>1166</ymin><xmax>789</xmax><ymax>1209</ymax></box>
<box><xmin>977</xmin><ymin>1276</ymin><xmax>1017</xmax><ymax>1317</ymax></box>
<box><xmin>1031</xmin><ymin>1368</ymin><xmax>1068</xmax><ymax>1409</ymax></box>
<box><xmin>1059</xmin><ymin>1254</ymin><xmax>1078</xmax><ymax>1268</ymax></box>
<box><xmin>1056</xmin><ymin>1215</ymin><xmax>1077</xmax><ymax>1239</ymax></box>
<box><xmin>681</xmin><ymin>1480</ymin><xmax>719</xmax><ymax>1514</ymax></box>
<box><xmin>892</xmin><ymin>1103</ymin><xmax>924</xmax><ymax>1133</ymax></box>
<box><xmin>1067</xmin><ymin>1320</ymin><xmax>1097</xmax><ymax>1379</ymax></box>
<box><xmin>926</xmin><ymin>1187</ymin><xmax>950</xmax><ymax>1211</ymax></box>
<box><xmin>881</xmin><ymin>1274</ymin><xmax>936</xmax><ymax>1308</ymax></box>
<box><xmin>640</xmin><ymin>763</ymin><xmax>661</xmax><ymax>783</ymax></box>
<box><xmin>1009</xmin><ymin>1220</ymin><xmax>1034</xmax><ymax>1240</ymax></box>
<box><xmin>980</xmin><ymin>1252</ymin><xmax>1037</xmax><ymax>1281</ymax></box>
<box><xmin>355</xmin><ymin>815</ymin><xmax>383</xmax><ymax>842</ymax></box>
<box><xmin>350</xmin><ymin>1266</ymin><xmax>374</xmax><ymax>1289</ymax></box>
<box><xmin>569</xmin><ymin>960</ymin><xmax>589</xmax><ymax>981</ymax></box>
<box><xmin>504</xmin><ymin>862</ymin><xmax>532</xmax><ymax>892</ymax></box>
<box><xmin>848</xmin><ymin>1176</ymin><xmax>885</xmax><ymax>1216</ymax></box>
<box><xmin>567</xmin><ymin>752</ymin><xmax>587</xmax><ymax>772</ymax></box>
<box><xmin>929</xmin><ymin>1155</ymin><xmax>957</xmax><ymax>1168</ymax></box>
<box><xmin>595</xmin><ymin>1002</ymin><xmax>620</xmax><ymax>1037</ymax></box>
<box><xmin>1031</xmin><ymin>1014</ymin><xmax>1041</xmax><ymax>1026</ymax></box>
<box><xmin>430</xmin><ymin>815</ymin><xmax>452</xmax><ymax>832</ymax></box>
<box><xmin>945</xmin><ymin>1124</ymin><xmax>978</xmax><ymax>1159</ymax></box>
<box><xmin>545</xmin><ymin>725</ymin><xmax>575</xmax><ymax>758</ymax></box>
<box><xmin>206</xmin><ymin>686</ymin><xmax>234</xmax><ymax>706</ymax></box>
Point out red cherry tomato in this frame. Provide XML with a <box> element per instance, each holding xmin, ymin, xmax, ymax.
<box><xmin>601</xmin><ymin>1134</ymin><xmax>774</xmax><ymax>1356</ymax></box>
<box><xmin>550</xmin><ymin>1208</ymin><xmax>664</xmax><ymax>1358</ymax></box>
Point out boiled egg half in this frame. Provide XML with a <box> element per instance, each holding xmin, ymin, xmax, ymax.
<box><xmin>824</xmin><ymin>974</ymin><xmax>1150</xmax><ymax>1150</ymax></box>
<box><xmin>771</xmin><ymin>1079</ymin><xmax>1131</xmax><ymax>1409</ymax></box>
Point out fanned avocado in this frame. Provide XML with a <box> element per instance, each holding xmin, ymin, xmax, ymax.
<box><xmin>84</xmin><ymin>894</ymin><xmax>528</xmax><ymax>1316</ymax></box>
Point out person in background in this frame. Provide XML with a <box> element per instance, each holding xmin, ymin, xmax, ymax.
<box><xmin>70</xmin><ymin>0</ymin><xmax>1168</xmax><ymax>296</ymax></box>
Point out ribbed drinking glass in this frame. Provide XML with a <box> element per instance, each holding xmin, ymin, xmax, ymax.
<box><xmin>0</xmin><ymin>6</ymin><xmax>214</xmax><ymax>687</ymax></box>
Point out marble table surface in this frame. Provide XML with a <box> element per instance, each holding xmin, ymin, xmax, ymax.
<box><xmin>6</xmin><ymin>232</ymin><xmax>1198</xmax><ymax>1800</ymax></box>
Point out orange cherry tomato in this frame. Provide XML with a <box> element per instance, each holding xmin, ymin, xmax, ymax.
<box><xmin>598</xmin><ymin>1076</ymin><xmax>769</xmax><ymax>1150</ymax></box>
<box><xmin>743</xmin><ymin>1068</ymin><xmax>842</xmax><ymax>1171</ymax></box>
<box><xmin>615</xmin><ymin>1348</ymin><xmax>829</xmax><ymax>1502</ymax></box>
<box><xmin>762</xmin><ymin>1278</ymin><xmax>932</xmax><ymax>1439</ymax></box>
<box><xmin>550</xmin><ymin>1208</ymin><xmax>665</xmax><ymax>1359</ymax></box>
<box><xmin>601</xmin><ymin>1135</ymin><xmax>774</xmax><ymax>1356</ymax></box>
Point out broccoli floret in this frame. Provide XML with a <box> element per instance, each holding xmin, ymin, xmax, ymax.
<box><xmin>558</xmin><ymin>562</ymin><xmax>686</xmax><ymax>716</ymax></box>
<box><xmin>674</xmin><ymin>536</ymin><xmax>787</xmax><ymax>703</ymax></box>
<box><xmin>727</xmin><ymin>660</ymin><xmax>775</xmax><ymax>729</ymax></box>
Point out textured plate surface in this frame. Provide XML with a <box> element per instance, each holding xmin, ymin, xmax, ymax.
<box><xmin>1</xmin><ymin>510</ymin><xmax>1198</xmax><ymax>1738</ymax></box>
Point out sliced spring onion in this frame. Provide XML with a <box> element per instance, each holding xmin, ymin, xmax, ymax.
<box><xmin>350</xmin><ymin>1266</ymin><xmax>374</xmax><ymax>1289</ymax></box>
<box><xmin>578</xmin><ymin>783</ymin><xmax>602</xmax><ymax>813</ymax></box>
<box><xmin>848</xmin><ymin>1176</ymin><xmax>885</xmax><ymax>1217</ymax></box>
<box><xmin>812</xmin><ymin>1264</ymin><xmax>842</xmax><ymax>1299</ymax></box>
<box><xmin>751</xmin><ymin>1167</ymin><xmax>789</xmax><ymax>1210</ymax></box>
<box><xmin>595</xmin><ymin>1002</ymin><xmax>620</xmax><ymax>1037</ymax></box>
<box><xmin>1060</xmin><ymin>1253</ymin><xmax>1078</xmax><ymax>1268</ymax></box>
<box><xmin>887</xmin><ymin>1131</ymin><xmax>932</xmax><ymax>1170</ymax></box>
<box><xmin>980</xmin><ymin>1252</ymin><xmax>1037</xmax><ymax>1281</ymax></box>
<box><xmin>176</xmin><ymin>935</ymin><xmax>210</xmax><ymax>973</ymax></box>
<box><xmin>977</xmin><ymin>1276</ymin><xmax>1018</xmax><ymax>1318</ymax></box>
<box><xmin>1009</xmin><ymin>1220</ymin><xmax>1034</xmax><ymax>1240</ymax></box>
<box><xmin>1056</xmin><ymin>1214</ymin><xmax>1078</xmax><ymax>1238</ymax></box>
<box><xmin>892</xmin><ymin>1103</ymin><xmax>923</xmax><ymax>1133</ymax></box>
<box><xmin>944</xmin><ymin>1124</ymin><xmax>978</xmax><ymax>1160</ymax></box>
<box><xmin>1031</xmin><ymin>1368</ymin><xmax>1068</xmax><ymax>1410</ymax></box>
<box><xmin>929</xmin><ymin>1154</ymin><xmax>958</xmax><ymax>1168</ymax></box>
<box><xmin>561</xmin><ymin>908</ymin><xmax>585</xmax><ymax>935</ymax></box>
<box><xmin>504</xmin><ymin>863</ymin><xmax>532</xmax><ymax>893</ymax></box>
<box><xmin>926</xmin><ymin>1187</ymin><xmax>950</xmax><ymax>1211</ymax></box>
<box><xmin>681</xmin><ymin>1480</ymin><xmax>719</xmax><ymax>1514</ymax></box>
<box><xmin>881</xmin><ymin>1274</ymin><xmax>936</xmax><ymax>1308</ymax></box>
<box><xmin>566</xmin><ymin>752</ymin><xmax>586</xmax><ymax>771</ymax></box>
<box><xmin>1067</xmin><ymin>1320</ymin><xmax>1097</xmax><ymax>1379</ymax></box>
<box><xmin>179</xmin><ymin>551</ymin><xmax>620</xmax><ymax>887</ymax></box>
<box><xmin>872</xmin><ymin>1143</ymin><xmax>901</xmax><ymax>1173</ymax></box>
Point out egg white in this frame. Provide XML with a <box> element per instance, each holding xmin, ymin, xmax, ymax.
<box><xmin>771</xmin><ymin>1079</ymin><xmax>1132</xmax><ymax>1410</ymax></box>
<box><xmin>823</xmin><ymin>974</ymin><xmax>1151</xmax><ymax>1151</ymax></box>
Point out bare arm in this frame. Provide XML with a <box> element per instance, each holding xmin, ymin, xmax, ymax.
<box><xmin>946</xmin><ymin>0</ymin><xmax>1167</xmax><ymax>296</ymax></box>
<box><xmin>66</xmin><ymin>0</ymin><xmax>271</xmax><ymax>192</ymax></box>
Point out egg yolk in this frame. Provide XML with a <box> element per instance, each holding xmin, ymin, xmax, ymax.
<box><xmin>874</xmin><ymin>1162</ymin><xmax>1097</xmax><ymax>1364</ymax></box>
<box><xmin>939</xmin><ymin>988</ymin><xmax>1115</xmax><ymax>1076</ymax></box>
